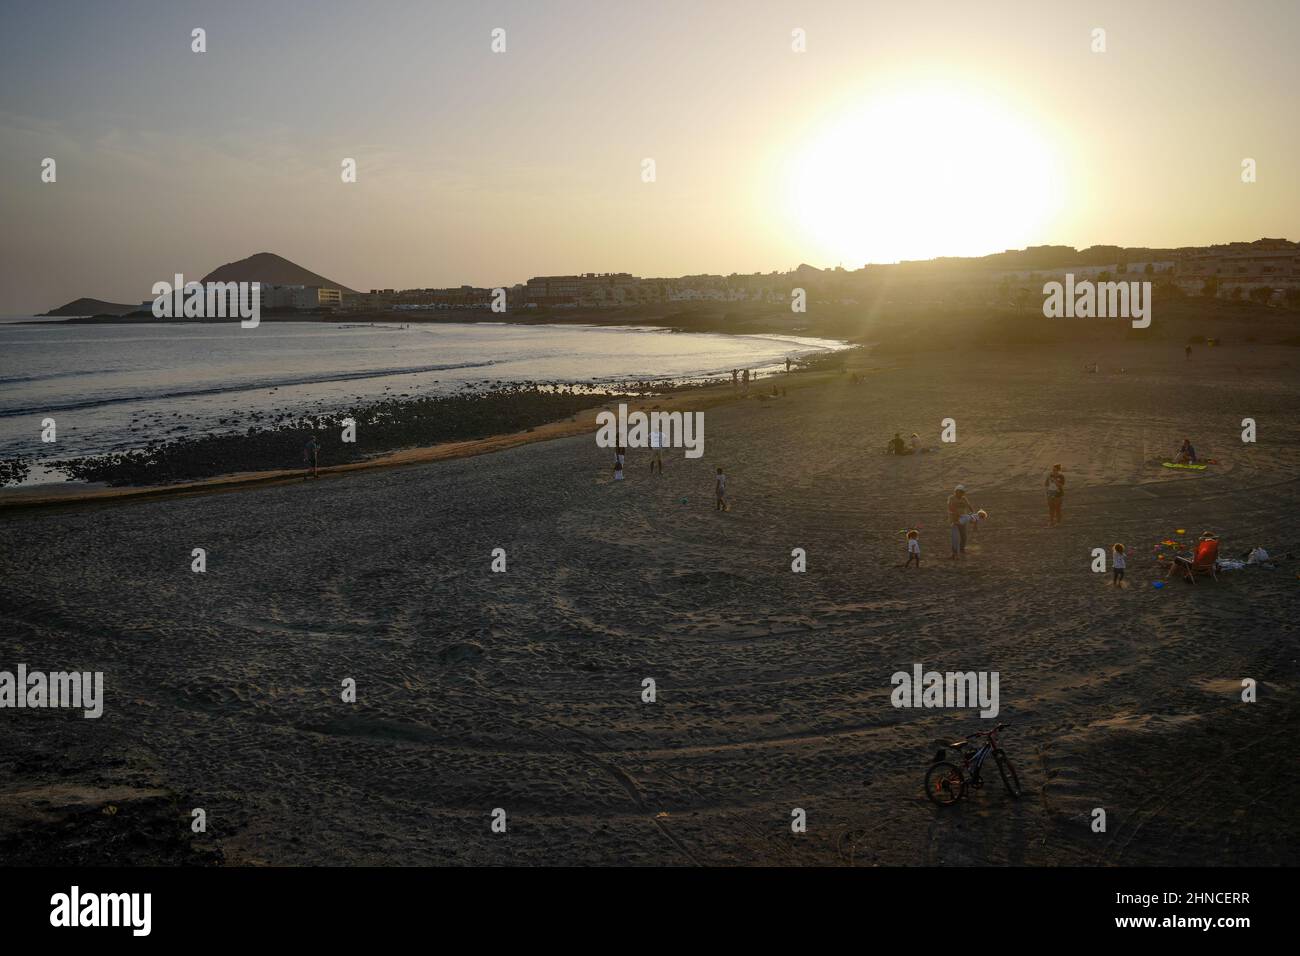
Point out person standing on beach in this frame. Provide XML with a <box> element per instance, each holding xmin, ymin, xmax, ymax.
<box><xmin>1111</xmin><ymin>543</ymin><xmax>1127</xmax><ymax>587</ymax></box>
<box><xmin>742</xmin><ymin>369</ymin><xmax>749</xmax><ymax>394</ymax></box>
<box><xmin>1045</xmin><ymin>464</ymin><xmax>1065</xmax><ymax>526</ymax></box>
<box><xmin>649</xmin><ymin>430</ymin><xmax>664</xmax><ymax>475</ymax></box>
<box><xmin>947</xmin><ymin>484</ymin><xmax>973</xmax><ymax>558</ymax></box>
<box><xmin>614</xmin><ymin>445</ymin><xmax>626</xmax><ymax>481</ymax></box>
<box><xmin>731</xmin><ymin>369</ymin><xmax>738</xmax><ymax>389</ymax></box>
<box><xmin>303</xmin><ymin>434</ymin><xmax>320</xmax><ymax>480</ymax></box>
<box><xmin>785</xmin><ymin>357</ymin><xmax>791</xmax><ymax>373</ymax></box>
<box><xmin>715</xmin><ymin>467</ymin><xmax>729</xmax><ymax>511</ymax></box>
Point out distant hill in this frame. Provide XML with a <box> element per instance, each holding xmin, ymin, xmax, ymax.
<box><xmin>40</xmin><ymin>297</ymin><xmax>140</xmax><ymax>317</ymax></box>
<box><xmin>201</xmin><ymin>252</ymin><xmax>358</xmax><ymax>294</ymax></box>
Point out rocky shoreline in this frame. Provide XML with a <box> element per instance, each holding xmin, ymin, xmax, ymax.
<box><xmin>42</xmin><ymin>385</ymin><xmax>628</xmax><ymax>487</ymax></box>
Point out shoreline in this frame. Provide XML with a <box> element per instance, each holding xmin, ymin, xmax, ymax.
<box><xmin>0</xmin><ymin>364</ymin><xmax>846</xmax><ymax>513</ymax></box>
<box><xmin>20</xmin><ymin>302</ymin><xmax>861</xmax><ymax>338</ymax></box>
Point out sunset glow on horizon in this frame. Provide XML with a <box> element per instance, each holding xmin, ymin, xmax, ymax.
<box><xmin>2</xmin><ymin>0</ymin><xmax>1297</xmax><ymax>311</ymax></box>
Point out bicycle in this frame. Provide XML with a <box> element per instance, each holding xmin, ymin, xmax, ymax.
<box><xmin>924</xmin><ymin>722</ymin><xmax>1022</xmax><ymax>806</ymax></box>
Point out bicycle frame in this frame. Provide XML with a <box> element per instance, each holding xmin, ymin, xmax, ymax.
<box><xmin>965</xmin><ymin>742</ymin><xmax>992</xmax><ymax>782</ymax></box>
<box><xmin>958</xmin><ymin>726</ymin><xmax>1004</xmax><ymax>782</ymax></box>
<box><xmin>927</xmin><ymin>722</ymin><xmax>1017</xmax><ymax>806</ymax></box>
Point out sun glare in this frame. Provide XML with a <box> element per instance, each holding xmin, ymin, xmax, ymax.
<box><xmin>785</xmin><ymin>88</ymin><xmax>1062</xmax><ymax>267</ymax></box>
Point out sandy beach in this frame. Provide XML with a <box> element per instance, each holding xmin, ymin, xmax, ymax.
<box><xmin>2</xmin><ymin>342</ymin><xmax>1297</xmax><ymax>866</ymax></box>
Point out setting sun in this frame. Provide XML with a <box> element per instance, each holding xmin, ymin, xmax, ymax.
<box><xmin>785</xmin><ymin>88</ymin><xmax>1063</xmax><ymax>266</ymax></box>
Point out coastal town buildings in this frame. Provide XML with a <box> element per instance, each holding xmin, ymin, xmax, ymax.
<box><xmin>143</xmin><ymin>239</ymin><xmax>1293</xmax><ymax>318</ymax></box>
<box><xmin>1172</xmin><ymin>239</ymin><xmax>1300</xmax><ymax>298</ymax></box>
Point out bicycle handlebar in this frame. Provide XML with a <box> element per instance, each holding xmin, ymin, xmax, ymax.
<box><xmin>966</xmin><ymin>722</ymin><xmax>1010</xmax><ymax>739</ymax></box>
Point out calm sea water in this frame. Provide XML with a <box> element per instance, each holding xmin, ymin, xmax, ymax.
<box><xmin>0</xmin><ymin>319</ymin><xmax>845</xmax><ymax>483</ymax></box>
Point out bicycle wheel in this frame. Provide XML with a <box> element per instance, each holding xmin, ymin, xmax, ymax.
<box><xmin>925</xmin><ymin>761</ymin><xmax>966</xmax><ymax>806</ymax></box>
<box><xmin>994</xmin><ymin>750</ymin><xmax>1022</xmax><ymax>799</ymax></box>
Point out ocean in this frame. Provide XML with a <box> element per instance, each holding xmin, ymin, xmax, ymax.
<box><xmin>0</xmin><ymin>319</ymin><xmax>846</xmax><ymax>484</ymax></box>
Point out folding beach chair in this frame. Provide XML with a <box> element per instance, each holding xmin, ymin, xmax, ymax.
<box><xmin>1168</xmin><ymin>537</ymin><xmax>1219</xmax><ymax>584</ymax></box>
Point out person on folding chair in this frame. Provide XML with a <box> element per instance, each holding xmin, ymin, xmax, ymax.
<box><xmin>1169</xmin><ymin>531</ymin><xmax>1219</xmax><ymax>583</ymax></box>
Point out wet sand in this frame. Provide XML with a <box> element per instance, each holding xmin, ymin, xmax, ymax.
<box><xmin>2</xmin><ymin>343</ymin><xmax>1297</xmax><ymax>865</ymax></box>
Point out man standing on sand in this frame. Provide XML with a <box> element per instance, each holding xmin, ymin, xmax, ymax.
<box><xmin>649</xmin><ymin>430</ymin><xmax>664</xmax><ymax>475</ymax></box>
<box><xmin>947</xmin><ymin>484</ymin><xmax>974</xmax><ymax>557</ymax></box>
<box><xmin>1045</xmin><ymin>464</ymin><xmax>1065</xmax><ymax>526</ymax></box>
<box><xmin>303</xmin><ymin>434</ymin><xmax>321</xmax><ymax>480</ymax></box>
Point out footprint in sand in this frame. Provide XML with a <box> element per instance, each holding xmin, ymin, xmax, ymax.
<box><xmin>438</xmin><ymin>642</ymin><xmax>485</xmax><ymax>666</ymax></box>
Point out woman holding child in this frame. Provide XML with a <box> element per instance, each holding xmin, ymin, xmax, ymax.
<box><xmin>947</xmin><ymin>484</ymin><xmax>973</xmax><ymax>558</ymax></box>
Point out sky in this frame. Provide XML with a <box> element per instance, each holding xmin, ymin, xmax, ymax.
<box><xmin>1</xmin><ymin>0</ymin><xmax>1297</xmax><ymax>313</ymax></box>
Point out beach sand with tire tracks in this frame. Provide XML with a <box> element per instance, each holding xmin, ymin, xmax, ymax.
<box><xmin>1</xmin><ymin>343</ymin><xmax>1297</xmax><ymax>865</ymax></box>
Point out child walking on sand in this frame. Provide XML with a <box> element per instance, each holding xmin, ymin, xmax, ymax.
<box><xmin>1112</xmin><ymin>543</ymin><xmax>1126</xmax><ymax>586</ymax></box>
<box><xmin>715</xmin><ymin>467</ymin><xmax>729</xmax><ymax>511</ymax></box>
<box><xmin>905</xmin><ymin>529</ymin><xmax>921</xmax><ymax>568</ymax></box>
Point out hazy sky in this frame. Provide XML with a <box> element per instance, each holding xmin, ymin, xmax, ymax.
<box><xmin>2</xmin><ymin>0</ymin><xmax>1297</xmax><ymax>312</ymax></box>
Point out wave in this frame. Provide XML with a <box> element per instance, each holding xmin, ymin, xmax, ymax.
<box><xmin>0</xmin><ymin>359</ymin><xmax>501</xmax><ymax>418</ymax></box>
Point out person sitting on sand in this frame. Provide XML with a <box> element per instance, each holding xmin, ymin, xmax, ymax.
<box><xmin>887</xmin><ymin>432</ymin><xmax>911</xmax><ymax>455</ymax></box>
<box><xmin>905</xmin><ymin>529</ymin><xmax>921</xmax><ymax>568</ymax></box>
<box><xmin>303</xmin><ymin>434</ymin><xmax>320</xmax><ymax>479</ymax></box>
<box><xmin>1112</xmin><ymin>543</ymin><xmax>1127</xmax><ymax>587</ymax></box>
<box><xmin>1175</xmin><ymin>438</ymin><xmax>1198</xmax><ymax>465</ymax></box>
<box><xmin>715</xmin><ymin>467</ymin><xmax>729</xmax><ymax>512</ymax></box>
<box><xmin>910</xmin><ymin>432</ymin><xmax>926</xmax><ymax>454</ymax></box>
